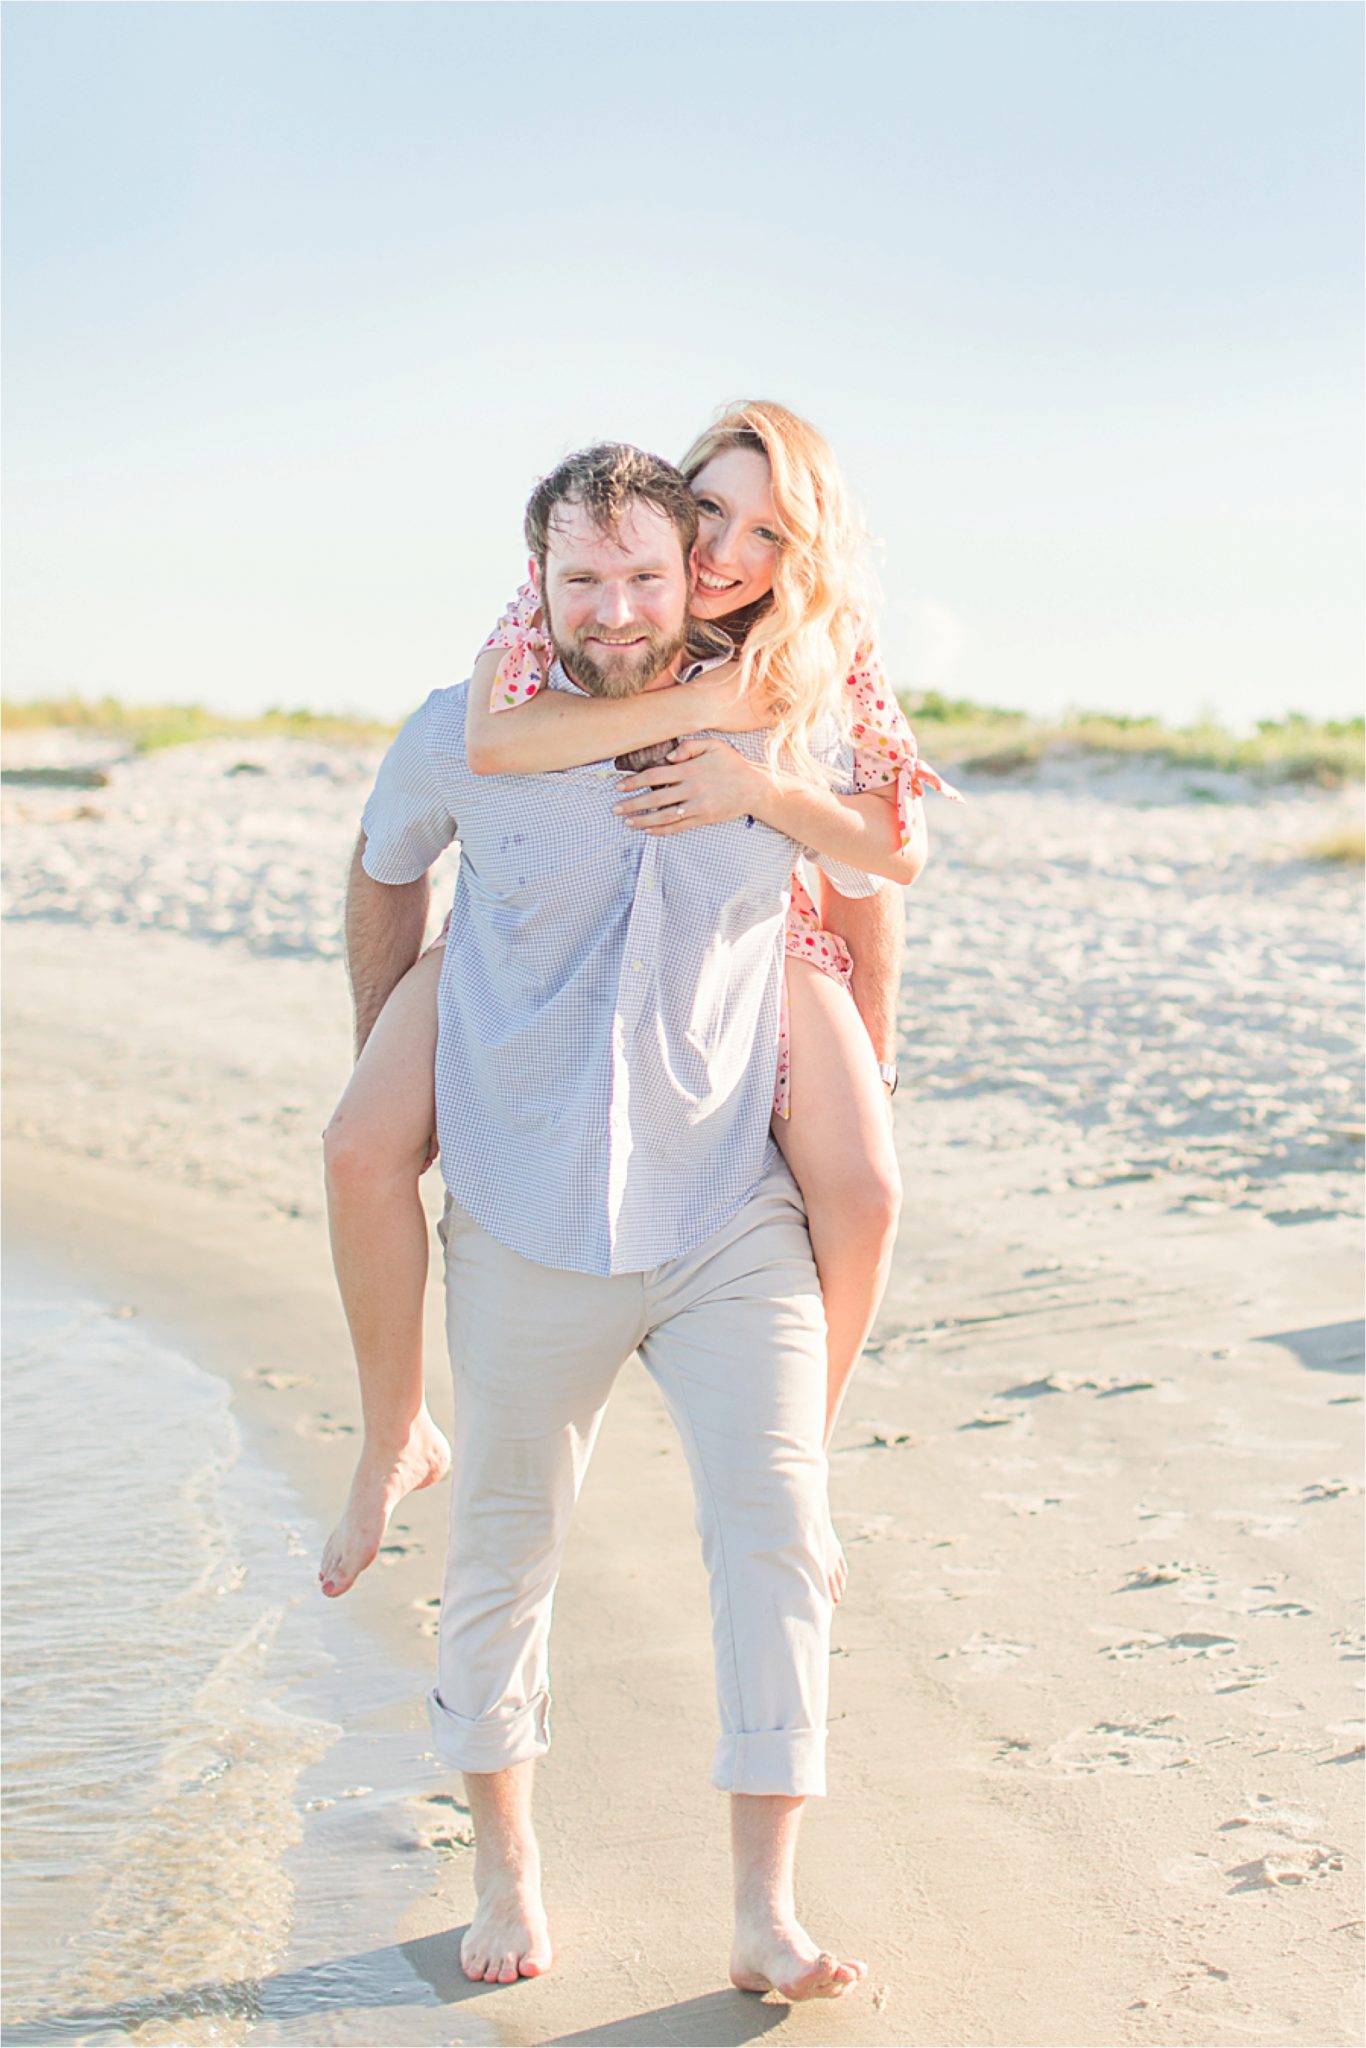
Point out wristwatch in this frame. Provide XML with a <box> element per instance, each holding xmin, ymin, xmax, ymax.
<box><xmin>877</xmin><ymin>1062</ymin><xmax>899</xmax><ymax>1096</ymax></box>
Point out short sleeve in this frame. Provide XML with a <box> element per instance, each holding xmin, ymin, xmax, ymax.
<box><xmin>361</xmin><ymin>692</ymin><xmax>458</xmax><ymax>883</ymax></box>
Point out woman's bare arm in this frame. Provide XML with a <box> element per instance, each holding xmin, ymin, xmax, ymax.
<box><xmin>465</xmin><ymin>646</ymin><xmax>756</xmax><ymax>774</ymax></box>
<box><xmin>616</xmin><ymin>740</ymin><xmax>929</xmax><ymax>886</ymax></box>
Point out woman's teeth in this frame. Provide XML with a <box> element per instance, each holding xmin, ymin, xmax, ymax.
<box><xmin>698</xmin><ymin>571</ymin><xmax>740</xmax><ymax>593</ymax></box>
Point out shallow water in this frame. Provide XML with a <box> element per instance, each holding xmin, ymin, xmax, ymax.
<box><xmin>0</xmin><ymin>1259</ymin><xmax>471</xmax><ymax>2047</ymax></box>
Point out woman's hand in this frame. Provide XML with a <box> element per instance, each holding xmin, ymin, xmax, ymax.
<box><xmin>614</xmin><ymin>738</ymin><xmax>764</xmax><ymax>833</ymax></box>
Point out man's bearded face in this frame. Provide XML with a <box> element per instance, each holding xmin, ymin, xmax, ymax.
<box><xmin>539</xmin><ymin>500</ymin><xmax>692</xmax><ymax>700</ymax></box>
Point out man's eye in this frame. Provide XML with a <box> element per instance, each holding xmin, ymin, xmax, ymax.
<box><xmin>634</xmin><ymin>573</ymin><xmax>660</xmax><ymax>583</ymax></box>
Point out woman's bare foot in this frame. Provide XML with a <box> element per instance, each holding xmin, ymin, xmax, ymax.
<box><xmin>318</xmin><ymin>1408</ymin><xmax>451</xmax><ymax>1597</ymax></box>
<box><xmin>461</xmin><ymin>1864</ymin><xmax>553</xmax><ymax>1983</ymax></box>
<box><xmin>730</xmin><ymin>1913</ymin><xmax>866</xmax><ymax>2000</ymax></box>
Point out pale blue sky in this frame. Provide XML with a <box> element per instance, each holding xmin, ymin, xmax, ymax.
<box><xmin>3</xmin><ymin>1</ymin><xmax>1362</xmax><ymax>725</ymax></box>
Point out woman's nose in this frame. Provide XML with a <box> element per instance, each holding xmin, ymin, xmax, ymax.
<box><xmin>701</xmin><ymin>521</ymin><xmax>736</xmax><ymax>571</ymax></box>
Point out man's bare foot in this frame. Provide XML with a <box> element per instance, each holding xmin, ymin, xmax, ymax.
<box><xmin>318</xmin><ymin>1408</ymin><xmax>451</xmax><ymax>1597</ymax></box>
<box><xmin>461</xmin><ymin>1865</ymin><xmax>553</xmax><ymax>1983</ymax></box>
<box><xmin>731</xmin><ymin>1914</ymin><xmax>866</xmax><ymax>2000</ymax></box>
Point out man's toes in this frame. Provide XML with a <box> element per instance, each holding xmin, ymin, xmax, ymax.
<box><xmin>497</xmin><ymin>1954</ymin><xmax>520</xmax><ymax>1984</ymax></box>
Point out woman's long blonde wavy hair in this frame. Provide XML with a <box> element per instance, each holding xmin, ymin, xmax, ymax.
<box><xmin>678</xmin><ymin>400</ymin><xmax>873</xmax><ymax>786</ymax></box>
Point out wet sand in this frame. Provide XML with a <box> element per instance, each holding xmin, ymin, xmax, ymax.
<box><xmin>2</xmin><ymin>735</ymin><xmax>1362</xmax><ymax>2044</ymax></box>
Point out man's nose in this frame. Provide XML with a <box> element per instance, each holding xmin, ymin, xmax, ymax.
<box><xmin>594</xmin><ymin>583</ymin><xmax>635</xmax><ymax>628</ymax></box>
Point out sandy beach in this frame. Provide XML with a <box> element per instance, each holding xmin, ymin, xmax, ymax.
<box><xmin>2</xmin><ymin>731</ymin><xmax>1362</xmax><ymax>2047</ymax></box>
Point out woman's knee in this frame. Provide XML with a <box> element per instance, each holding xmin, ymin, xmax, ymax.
<box><xmin>810</xmin><ymin>1143</ymin><xmax>902</xmax><ymax>1250</ymax></box>
<box><xmin>322</xmin><ymin>1103</ymin><xmax>428</xmax><ymax>1191</ymax></box>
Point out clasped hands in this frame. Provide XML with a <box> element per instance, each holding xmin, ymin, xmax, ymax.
<box><xmin>614</xmin><ymin>663</ymin><xmax>769</xmax><ymax>834</ymax></box>
<box><xmin>614</xmin><ymin>737</ymin><xmax>765</xmax><ymax>834</ymax></box>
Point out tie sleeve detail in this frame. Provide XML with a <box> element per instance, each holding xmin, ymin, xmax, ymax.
<box><xmin>480</xmin><ymin>581</ymin><xmax>553</xmax><ymax>712</ymax></box>
<box><xmin>844</xmin><ymin>635</ymin><xmax>964</xmax><ymax>850</ymax></box>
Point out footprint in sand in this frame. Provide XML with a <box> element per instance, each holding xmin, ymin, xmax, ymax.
<box><xmin>1214</xmin><ymin>1665</ymin><xmax>1271</xmax><ymax>1695</ymax></box>
<box><xmin>983</xmin><ymin>1492</ymin><xmax>1071</xmax><ymax>1517</ymax></box>
<box><xmin>254</xmin><ymin>1368</ymin><xmax>316</xmax><ymax>1391</ymax></box>
<box><xmin>1332</xmin><ymin>1630</ymin><xmax>1365</xmax><ymax>1662</ymax></box>
<box><xmin>1117</xmin><ymin>1560</ymin><xmax>1208</xmax><ymax>1592</ymax></box>
<box><xmin>1211</xmin><ymin>1507</ymin><xmax>1303</xmax><ymax>1540</ymax></box>
<box><xmin>1217</xmin><ymin>1795</ymin><xmax>1346</xmax><ymax>1889</ymax></box>
<box><xmin>1042</xmin><ymin>1717</ymin><xmax>1194</xmax><ymax>1775</ymax></box>
<box><xmin>937</xmin><ymin>1632</ymin><xmax>1034</xmax><ymax>1677</ymax></box>
<box><xmin>411</xmin><ymin>1596</ymin><xmax>441</xmax><ymax>1638</ymax></box>
<box><xmin>999</xmin><ymin>1372</ymin><xmax>1098</xmax><ymax>1398</ymax></box>
<box><xmin>378</xmin><ymin>1538</ymin><xmax>424</xmax><ymax>1566</ymax></box>
<box><xmin>1100</xmin><ymin>1631</ymin><xmax>1239</xmax><ymax>1664</ymax></box>
<box><xmin>297</xmin><ymin>1410</ymin><xmax>355</xmax><ymax>1439</ymax></box>
<box><xmin>410</xmin><ymin>1792</ymin><xmax>476</xmax><ymax>1855</ymax></box>
<box><xmin>1300</xmin><ymin>1478</ymin><xmax>1360</xmax><ymax>1504</ymax></box>
<box><xmin>1227</xmin><ymin>1848</ymin><xmax>1344</xmax><ymax>1890</ymax></box>
<box><xmin>993</xmin><ymin>1736</ymin><xmax>1034</xmax><ymax>1764</ymax></box>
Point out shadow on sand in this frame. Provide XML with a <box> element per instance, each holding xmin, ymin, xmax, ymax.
<box><xmin>1256</xmin><ymin>1317</ymin><xmax>1364</xmax><ymax>1377</ymax></box>
<box><xmin>1</xmin><ymin>1929</ymin><xmax>790</xmax><ymax>2047</ymax></box>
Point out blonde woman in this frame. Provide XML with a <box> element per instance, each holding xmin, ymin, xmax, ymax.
<box><xmin>320</xmin><ymin>401</ymin><xmax>957</xmax><ymax>1602</ymax></box>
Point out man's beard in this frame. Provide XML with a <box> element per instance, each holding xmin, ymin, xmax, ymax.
<box><xmin>551</xmin><ymin>618</ymin><xmax>688</xmax><ymax>701</ymax></box>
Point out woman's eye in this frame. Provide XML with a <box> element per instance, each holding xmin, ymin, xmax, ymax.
<box><xmin>694</xmin><ymin>498</ymin><xmax>721</xmax><ymax>516</ymax></box>
<box><xmin>756</xmin><ymin>528</ymin><xmax>780</xmax><ymax>546</ymax></box>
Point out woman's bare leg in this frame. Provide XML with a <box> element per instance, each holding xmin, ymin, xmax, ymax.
<box><xmin>319</xmin><ymin>944</ymin><xmax>450</xmax><ymax>1597</ymax></box>
<box><xmin>773</xmin><ymin>959</ymin><xmax>902</xmax><ymax>1598</ymax></box>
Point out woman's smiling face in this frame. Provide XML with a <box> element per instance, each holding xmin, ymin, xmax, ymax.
<box><xmin>688</xmin><ymin>446</ymin><xmax>782</xmax><ymax>619</ymax></box>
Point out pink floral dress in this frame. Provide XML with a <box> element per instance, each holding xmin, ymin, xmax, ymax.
<box><xmin>480</xmin><ymin>587</ymin><xmax>961</xmax><ymax>1117</ymax></box>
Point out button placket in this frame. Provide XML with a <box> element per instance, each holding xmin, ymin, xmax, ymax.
<box><xmin>611</xmin><ymin>839</ymin><xmax>664</xmax><ymax>1266</ymax></box>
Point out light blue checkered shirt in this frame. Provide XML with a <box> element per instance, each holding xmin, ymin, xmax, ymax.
<box><xmin>361</xmin><ymin>665</ymin><xmax>878</xmax><ymax>1276</ymax></box>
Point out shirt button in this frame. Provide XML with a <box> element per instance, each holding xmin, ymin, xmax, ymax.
<box><xmin>631</xmin><ymin>960</ymin><xmax>643</xmax><ymax>972</ymax></box>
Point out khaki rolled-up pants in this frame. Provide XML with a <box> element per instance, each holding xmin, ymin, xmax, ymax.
<box><xmin>426</xmin><ymin>1158</ymin><xmax>833</xmax><ymax>1798</ymax></box>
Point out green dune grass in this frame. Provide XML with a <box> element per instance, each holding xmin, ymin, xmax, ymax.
<box><xmin>0</xmin><ymin>696</ymin><xmax>394</xmax><ymax>752</ymax></box>
<box><xmin>1303</xmin><ymin>825</ymin><xmax>1365</xmax><ymax>864</ymax></box>
<box><xmin>907</xmin><ymin>695</ymin><xmax>1363</xmax><ymax>787</ymax></box>
<box><xmin>2</xmin><ymin>691</ymin><xmax>1361</xmax><ymax>786</ymax></box>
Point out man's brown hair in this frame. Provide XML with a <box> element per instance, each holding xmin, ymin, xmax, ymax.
<box><xmin>523</xmin><ymin>442</ymin><xmax>699</xmax><ymax>572</ymax></box>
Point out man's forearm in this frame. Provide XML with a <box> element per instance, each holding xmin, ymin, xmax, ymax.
<box><xmin>346</xmin><ymin>835</ymin><xmax>432</xmax><ymax>1055</ymax></box>
<box><xmin>818</xmin><ymin>878</ymin><xmax>906</xmax><ymax>1064</ymax></box>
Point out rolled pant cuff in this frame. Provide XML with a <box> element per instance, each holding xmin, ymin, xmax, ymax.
<box><xmin>425</xmin><ymin>1687</ymin><xmax>550</xmax><ymax>1773</ymax></box>
<box><xmin>712</xmin><ymin>1727</ymin><xmax>827</xmax><ymax>1798</ymax></box>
